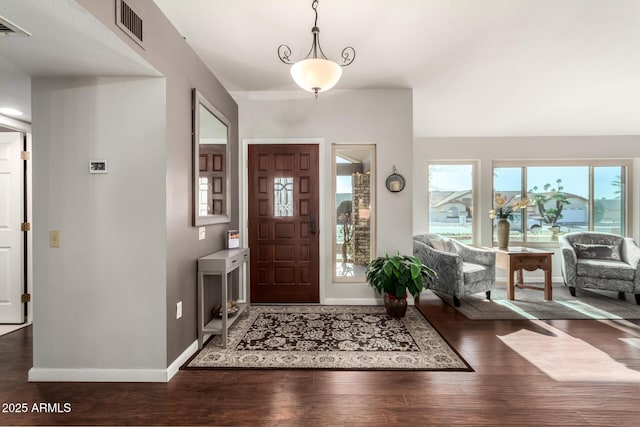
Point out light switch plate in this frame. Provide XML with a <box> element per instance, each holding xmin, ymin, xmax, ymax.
<box><xmin>176</xmin><ymin>301</ymin><xmax>182</xmax><ymax>319</ymax></box>
<box><xmin>198</xmin><ymin>227</ymin><xmax>205</xmax><ymax>240</ymax></box>
<box><xmin>49</xmin><ymin>230</ymin><xmax>61</xmax><ymax>248</ymax></box>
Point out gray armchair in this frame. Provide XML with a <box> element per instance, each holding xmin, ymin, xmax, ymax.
<box><xmin>413</xmin><ymin>233</ymin><xmax>495</xmax><ymax>307</ymax></box>
<box><xmin>558</xmin><ymin>232</ymin><xmax>640</xmax><ymax>304</ymax></box>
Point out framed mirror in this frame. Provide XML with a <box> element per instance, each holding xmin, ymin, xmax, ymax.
<box><xmin>193</xmin><ymin>88</ymin><xmax>231</xmax><ymax>226</ymax></box>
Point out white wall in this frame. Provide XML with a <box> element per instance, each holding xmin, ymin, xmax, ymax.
<box><xmin>30</xmin><ymin>77</ymin><xmax>167</xmax><ymax>378</ymax></box>
<box><xmin>413</xmin><ymin>135</ymin><xmax>640</xmax><ymax>280</ymax></box>
<box><xmin>0</xmin><ymin>61</ymin><xmax>31</xmax><ymax>122</ymax></box>
<box><xmin>235</xmin><ymin>89</ymin><xmax>413</xmax><ymax>302</ymax></box>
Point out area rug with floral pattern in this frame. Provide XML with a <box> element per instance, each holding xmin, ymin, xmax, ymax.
<box><xmin>186</xmin><ymin>305</ymin><xmax>470</xmax><ymax>370</ymax></box>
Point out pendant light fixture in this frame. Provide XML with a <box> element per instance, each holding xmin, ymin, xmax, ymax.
<box><xmin>277</xmin><ymin>0</ymin><xmax>355</xmax><ymax>98</ymax></box>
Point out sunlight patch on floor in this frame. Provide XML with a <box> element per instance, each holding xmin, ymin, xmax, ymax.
<box><xmin>555</xmin><ymin>300</ymin><xmax>622</xmax><ymax>319</ymax></box>
<box><xmin>498</xmin><ymin>320</ymin><xmax>640</xmax><ymax>383</ymax></box>
<box><xmin>597</xmin><ymin>319</ymin><xmax>640</xmax><ymax>337</ymax></box>
<box><xmin>493</xmin><ymin>300</ymin><xmax>537</xmax><ymax>319</ymax></box>
<box><xmin>620</xmin><ymin>338</ymin><xmax>640</xmax><ymax>349</ymax></box>
<box><xmin>494</xmin><ymin>299</ymin><xmax>628</xmax><ymax>320</ymax></box>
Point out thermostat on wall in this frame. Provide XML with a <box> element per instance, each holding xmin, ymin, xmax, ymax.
<box><xmin>89</xmin><ymin>160</ymin><xmax>108</xmax><ymax>174</ymax></box>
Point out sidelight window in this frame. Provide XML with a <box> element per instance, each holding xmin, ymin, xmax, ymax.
<box><xmin>332</xmin><ymin>145</ymin><xmax>376</xmax><ymax>282</ymax></box>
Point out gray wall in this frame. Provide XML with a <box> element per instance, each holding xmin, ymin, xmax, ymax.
<box><xmin>32</xmin><ymin>76</ymin><xmax>167</xmax><ymax>370</ymax></box>
<box><xmin>73</xmin><ymin>0</ymin><xmax>239</xmax><ymax>365</ymax></box>
<box><xmin>235</xmin><ymin>89</ymin><xmax>413</xmax><ymax>302</ymax></box>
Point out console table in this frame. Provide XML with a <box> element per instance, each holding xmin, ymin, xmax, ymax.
<box><xmin>494</xmin><ymin>247</ymin><xmax>553</xmax><ymax>301</ymax></box>
<box><xmin>197</xmin><ymin>248</ymin><xmax>250</xmax><ymax>349</ymax></box>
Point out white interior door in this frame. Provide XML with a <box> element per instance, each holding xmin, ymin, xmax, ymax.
<box><xmin>0</xmin><ymin>132</ymin><xmax>24</xmax><ymax>324</ymax></box>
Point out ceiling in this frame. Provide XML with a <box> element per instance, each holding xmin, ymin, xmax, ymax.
<box><xmin>1</xmin><ymin>0</ymin><xmax>638</xmax><ymax>138</ymax></box>
<box><xmin>153</xmin><ymin>0</ymin><xmax>640</xmax><ymax>137</ymax></box>
<box><xmin>0</xmin><ymin>0</ymin><xmax>158</xmax><ymax>125</ymax></box>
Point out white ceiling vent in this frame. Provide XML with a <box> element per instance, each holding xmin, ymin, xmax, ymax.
<box><xmin>0</xmin><ymin>15</ymin><xmax>31</xmax><ymax>37</ymax></box>
<box><xmin>115</xmin><ymin>0</ymin><xmax>144</xmax><ymax>49</ymax></box>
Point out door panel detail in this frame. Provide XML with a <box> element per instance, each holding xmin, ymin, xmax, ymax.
<box><xmin>258</xmin><ymin>223</ymin><xmax>269</xmax><ymax>239</ymax></box>
<box><xmin>299</xmin><ymin>154</ymin><xmax>310</xmax><ymax>170</ymax></box>
<box><xmin>300</xmin><ymin>177</ymin><xmax>309</xmax><ymax>193</ymax></box>
<box><xmin>300</xmin><ymin>199</ymin><xmax>309</xmax><ymax>216</ymax></box>
<box><xmin>274</xmin><ymin>268</ymin><xmax>295</xmax><ymax>283</ymax></box>
<box><xmin>258</xmin><ymin>155</ymin><xmax>268</xmax><ymax>170</ymax></box>
<box><xmin>258</xmin><ymin>199</ymin><xmax>269</xmax><ymax>216</ymax></box>
<box><xmin>274</xmin><ymin>154</ymin><xmax>294</xmax><ymax>170</ymax></box>
<box><xmin>274</xmin><ymin>223</ymin><xmax>295</xmax><ymax>238</ymax></box>
<box><xmin>0</xmin><ymin>248</ymin><xmax>11</xmax><ymax>303</ymax></box>
<box><xmin>258</xmin><ymin>177</ymin><xmax>268</xmax><ymax>193</ymax></box>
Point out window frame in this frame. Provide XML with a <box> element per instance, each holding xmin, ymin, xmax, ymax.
<box><xmin>492</xmin><ymin>159</ymin><xmax>633</xmax><ymax>247</ymax></box>
<box><xmin>426</xmin><ymin>160</ymin><xmax>479</xmax><ymax>246</ymax></box>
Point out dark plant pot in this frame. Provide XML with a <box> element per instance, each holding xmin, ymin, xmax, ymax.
<box><xmin>384</xmin><ymin>294</ymin><xmax>408</xmax><ymax>318</ymax></box>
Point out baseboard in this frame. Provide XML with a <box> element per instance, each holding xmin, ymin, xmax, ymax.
<box><xmin>28</xmin><ymin>340</ymin><xmax>200</xmax><ymax>383</ymax></box>
<box><xmin>323</xmin><ymin>297</ymin><xmax>420</xmax><ymax>306</ymax></box>
<box><xmin>28</xmin><ymin>367</ymin><xmax>169</xmax><ymax>383</ymax></box>
<box><xmin>167</xmin><ymin>340</ymin><xmax>198</xmax><ymax>381</ymax></box>
<box><xmin>324</xmin><ymin>298</ymin><xmax>381</xmax><ymax>305</ymax></box>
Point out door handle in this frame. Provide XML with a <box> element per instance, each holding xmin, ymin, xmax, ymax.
<box><xmin>310</xmin><ymin>213</ymin><xmax>317</xmax><ymax>235</ymax></box>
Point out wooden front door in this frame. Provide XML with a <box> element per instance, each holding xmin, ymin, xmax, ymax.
<box><xmin>248</xmin><ymin>144</ymin><xmax>319</xmax><ymax>303</ymax></box>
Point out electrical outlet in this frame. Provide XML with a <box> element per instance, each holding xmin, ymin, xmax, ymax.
<box><xmin>49</xmin><ymin>230</ymin><xmax>61</xmax><ymax>248</ymax></box>
<box><xmin>198</xmin><ymin>227</ymin><xmax>205</xmax><ymax>240</ymax></box>
<box><xmin>176</xmin><ymin>301</ymin><xmax>182</xmax><ymax>319</ymax></box>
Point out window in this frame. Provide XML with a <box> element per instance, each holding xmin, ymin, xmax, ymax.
<box><xmin>493</xmin><ymin>161</ymin><xmax>630</xmax><ymax>245</ymax></box>
<box><xmin>594</xmin><ymin>166</ymin><xmax>626</xmax><ymax>235</ymax></box>
<box><xmin>332</xmin><ymin>145</ymin><xmax>376</xmax><ymax>281</ymax></box>
<box><xmin>427</xmin><ymin>163</ymin><xmax>476</xmax><ymax>244</ymax></box>
<box><xmin>273</xmin><ymin>177</ymin><xmax>294</xmax><ymax>217</ymax></box>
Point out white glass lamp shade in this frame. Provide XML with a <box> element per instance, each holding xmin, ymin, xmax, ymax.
<box><xmin>290</xmin><ymin>58</ymin><xmax>342</xmax><ymax>93</ymax></box>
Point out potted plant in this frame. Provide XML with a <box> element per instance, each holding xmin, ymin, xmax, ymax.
<box><xmin>365</xmin><ymin>252</ymin><xmax>436</xmax><ymax>318</ymax></box>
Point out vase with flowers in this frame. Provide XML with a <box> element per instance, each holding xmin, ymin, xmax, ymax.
<box><xmin>489</xmin><ymin>193</ymin><xmax>530</xmax><ymax>249</ymax></box>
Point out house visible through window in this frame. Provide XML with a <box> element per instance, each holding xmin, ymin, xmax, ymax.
<box><xmin>493</xmin><ymin>161</ymin><xmax>629</xmax><ymax>245</ymax></box>
<box><xmin>427</xmin><ymin>163</ymin><xmax>476</xmax><ymax>244</ymax></box>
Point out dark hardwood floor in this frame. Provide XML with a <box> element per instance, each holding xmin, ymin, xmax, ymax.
<box><xmin>1</xmin><ymin>294</ymin><xmax>640</xmax><ymax>426</ymax></box>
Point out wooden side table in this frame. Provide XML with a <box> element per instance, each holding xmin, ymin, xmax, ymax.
<box><xmin>494</xmin><ymin>247</ymin><xmax>553</xmax><ymax>301</ymax></box>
